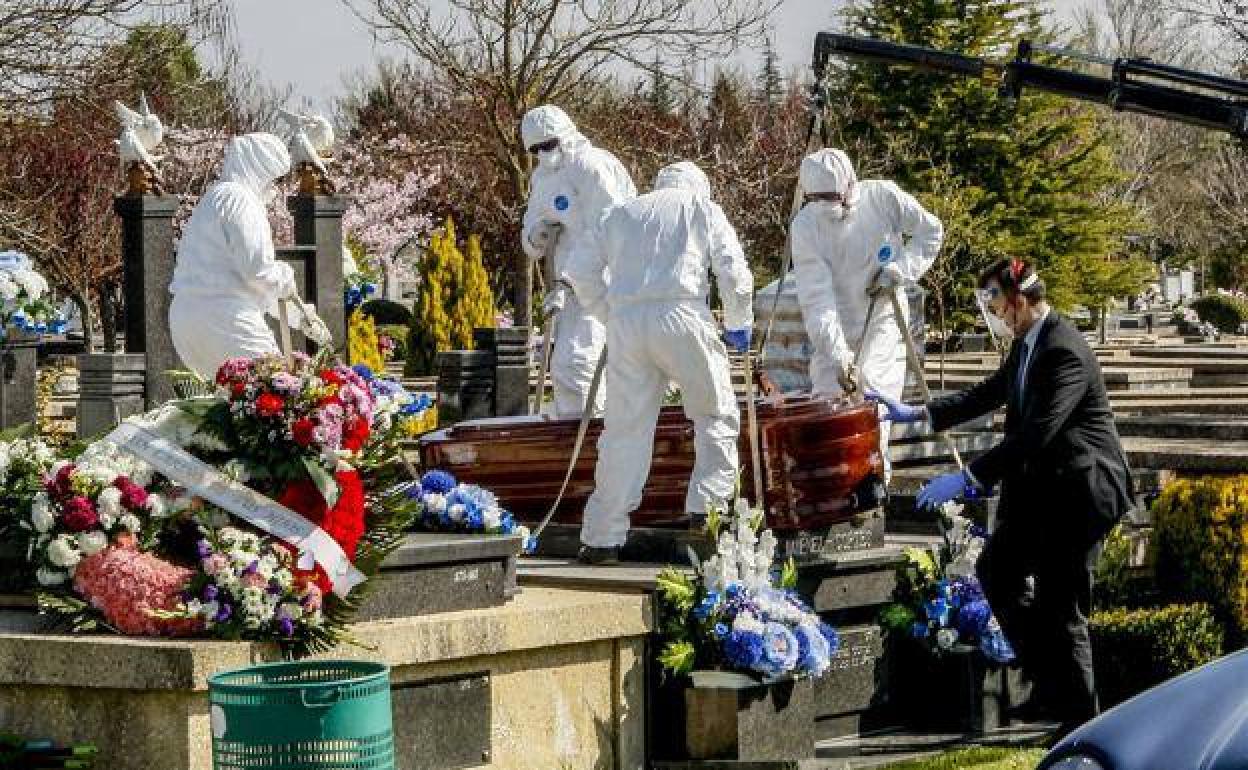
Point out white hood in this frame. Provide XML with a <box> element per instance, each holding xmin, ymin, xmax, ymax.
<box><xmin>798</xmin><ymin>148</ymin><xmax>861</xmax><ymax>209</ymax></box>
<box><xmin>653</xmin><ymin>161</ymin><xmax>711</xmax><ymax>199</ymax></box>
<box><xmin>219</xmin><ymin>133</ymin><xmax>291</xmax><ymax>201</ymax></box>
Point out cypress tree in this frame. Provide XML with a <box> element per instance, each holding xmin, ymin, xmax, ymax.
<box><xmin>458</xmin><ymin>233</ymin><xmax>497</xmax><ymax>333</ymax></box>
<box><xmin>406</xmin><ymin>222</ymin><xmax>454</xmax><ymax>375</ymax></box>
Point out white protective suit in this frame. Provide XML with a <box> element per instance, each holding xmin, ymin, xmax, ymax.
<box><xmin>567</xmin><ymin>161</ymin><xmax>754</xmax><ymax>548</ymax></box>
<box><xmin>790</xmin><ymin>149</ymin><xmax>943</xmax><ymax>475</ymax></box>
<box><xmin>170</xmin><ymin>133</ymin><xmax>329</xmax><ymax>379</ymax></box>
<box><xmin>521</xmin><ymin>105</ymin><xmax>636</xmax><ymax>417</ymax></box>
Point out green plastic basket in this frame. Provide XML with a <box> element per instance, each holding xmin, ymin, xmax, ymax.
<box><xmin>208</xmin><ymin>660</ymin><xmax>394</xmax><ymax>770</ymax></box>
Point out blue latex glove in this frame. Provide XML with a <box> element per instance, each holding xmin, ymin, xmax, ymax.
<box><xmin>723</xmin><ymin>328</ymin><xmax>751</xmax><ymax>353</ymax></box>
<box><xmin>916</xmin><ymin>470</ymin><xmax>971</xmax><ymax>511</ymax></box>
<box><xmin>864</xmin><ymin>389</ymin><xmax>925</xmax><ymax>423</ymax></box>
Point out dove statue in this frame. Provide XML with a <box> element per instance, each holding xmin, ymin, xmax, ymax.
<box><xmin>114</xmin><ymin>93</ymin><xmax>165</xmax><ymax>194</ymax></box>
<box><xmin>279</xmin><ymin>109</ymin><xmax>335</xmax><ymax>194</ymax></box>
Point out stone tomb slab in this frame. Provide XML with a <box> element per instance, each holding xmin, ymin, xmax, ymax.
<box><xmin>392</xmin><ymin>671</ymin><xmax>491</xmax><ymax>769</ymax></box>
<box><xmin>353</xmin><ymin>532</ymin><xmax>521</xmax><ymax>621</ymax></box>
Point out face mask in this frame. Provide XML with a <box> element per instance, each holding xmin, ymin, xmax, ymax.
<box><xmin>809</xmin><ymin>199</ymin><xmax>848</xmax><ymax>221</ymax></box>
<box><xmin>976</xmin><ymin>292</ymin><xmax>1014</xmax><ymax>342</ymax></box>
<box><xmin>538</xmin><ymin>148</ymin><xmax>564</xmax><ymax>171</ymax></box>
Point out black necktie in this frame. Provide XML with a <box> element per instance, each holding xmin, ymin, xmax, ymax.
<box><xmin>1017</xmin><ymin>340</ymin><xmax>1030</xmax><ymax>407</ymax></box>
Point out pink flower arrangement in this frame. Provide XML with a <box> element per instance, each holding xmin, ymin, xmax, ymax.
<box><xmin>72</xmin><ymin>538</ymin><xmax>201</xmax><ymax>636</ymax></box>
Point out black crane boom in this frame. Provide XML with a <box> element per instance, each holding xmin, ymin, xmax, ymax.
<box><xmin>814</xmin><ymin>32</ymin><xmax>1248</xmax><ymax>138</ymax></box>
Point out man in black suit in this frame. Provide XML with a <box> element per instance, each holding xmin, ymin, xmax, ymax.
<box><xmin>871</xmin><ymin>258</ymin><xmax>1134</xmax><ymax>737</ymax></box>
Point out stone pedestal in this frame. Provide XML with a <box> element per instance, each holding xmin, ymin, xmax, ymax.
<box><xmin>287</xmin><ymin>196</ymin><xmax>347</xmax><ymax>351</ymax></box>
<box><xmin>0</xmin><ymin>587</ymin><xmax>650</xmax><ymax>770</ymax></box>
<box><xmin>0</xmin><ymin>331</ymin><xmax>38</xmax><ymax>430</ymax></box>
<box><xmin>114</xmin><ymin>195</ymin><xmax>180</xmax><ymax>407</ymax></box>
<box><xmin>891</xmin><ymin>643</ymin><xmax>1028</xmax><ymax>734</ymax></box>
<box><xmin>354</xmin><ymin>532</ymin><xmax>521</xmax><ymax>622</ymax></box>
<box><xmin>76</xmin><ymin>353</ymin><xmax>146</xmax><ymax>438</ymax></box>
<box><xmin>474</xmin><ymin>327</ymin><xmax>530</xmax><ymax>417</ymax></box>
<box><xmin>652</xmin><ymin>676</ymin><xmax>815</xmax><ymax>765</ymax></box>
<box><xmin>436</xmin><ymin>350</ymin><xmax>494</xmax><ymax>426</ymax></box>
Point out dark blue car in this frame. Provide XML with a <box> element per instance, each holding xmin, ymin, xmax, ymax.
<box><xmin>1038</xmin><ymin>649</ymin><xmax>1248</xmax><ymax>769</ymax></box>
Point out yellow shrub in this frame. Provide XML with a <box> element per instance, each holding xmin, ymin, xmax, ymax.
<box><xmin>1152</xmin><ymin>475</ymin><xmax>1248</xmax><ymax>642</ymax></box>
<box><xmin>347</xmin><ymin>309</ymin><xmax>385</xmax><ymax>372</ymax></box>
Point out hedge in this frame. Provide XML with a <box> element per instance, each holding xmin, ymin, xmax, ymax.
<box><xmin>1192</xmin><ymin>294</ymin><xmax>1248</xmax><ymax>334</ymax></box>
<box><xmin>1090</xmin><ymin>603</ymin><xmax>1223</xmax><ymax>708</ymax></box>
<box><xmin>361</xmin><ymin>298</ymin><xmax>412</xmax><ymax>325</ymax></box>
<box><xmin>1151</xmin><ymin>475</ymin><xmax>1248</xmax><ymax>642</ymax></box>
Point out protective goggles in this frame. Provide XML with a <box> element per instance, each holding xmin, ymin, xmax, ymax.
<box><xmin>802</xmin><ymin>191</ymin><xmax>844</xmax><ymax>204</ymax></box>
<box><xmin>527</xmin><ymin>138</ymin><xmax>559</xmax><ymax>155</ymax></box>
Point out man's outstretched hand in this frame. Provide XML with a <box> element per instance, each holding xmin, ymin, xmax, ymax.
<box><xmin>916</xmin><ymin>470</ymin><xmax>970</xmax><ymax>510</ymax></box>
<box><xmin>864</xmin><ymin>389</ymin><xmax>926</xmax><ymax>423</ymax></box>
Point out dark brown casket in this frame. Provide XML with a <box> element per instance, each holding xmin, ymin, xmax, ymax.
<box><xmin>418</xmin><ymin>394</ymin><xmax>884</xmax><ymax>532</ymax></box>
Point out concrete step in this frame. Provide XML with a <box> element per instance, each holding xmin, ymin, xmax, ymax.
<box><xmin>1116</xmin><ymin>415</ymin><xmax>1248</xmax><ymax>441</ymax></box>
<box><xmin>927</xmin><ymin>366</ymin><xmax>1191</xmax><ymax>392</ymax></box>
<box><xmin>816</xmin><ymin>724</ymin><xmax>1055</xmax><ymax>769</ymax></box>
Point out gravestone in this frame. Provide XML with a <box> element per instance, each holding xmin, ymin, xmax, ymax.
<box><xmin>114</xmin><ymin>194</ymin><xmax>180</xmax><ymax>407</ymax></box>
<box><xmin>435</xmin><ymin>351</ymin><xmax>494</xmax><ymax>426</ymax></box>
<box><xmin>287</xmin><ymin>195</ymin><xmax>347</xmax><ymax>350</ymax></box>
<box><xmin>0</xmin><ymin>331</ymin><xmax>38</xmax><ymax>430</ymax></box>
<box><xmin>76</xmin><ymin>353</ymin><xmax>145</xmax><ymax>438</ymax></box>
<box><xmin>473</xmin><ymin>327</ymin><xmax>530</xmax><ymax>417</ymax></box>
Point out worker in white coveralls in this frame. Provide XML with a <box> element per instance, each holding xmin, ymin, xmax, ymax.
<box><xmin>170</xmin><ymin>133</ymin><xmax>332</xmax><ymax>379</ymax></box>
<box><xmin>790</xmin><ymin>148</ymin><xmax>943</xmax><ymax>478</ymax></box>
<box><xmin>566</xmin><ymin>161</ymin><xmax>753</xmax><ymax>564</ymax></box>
<box><xmin>521</xmin><ymin>105</ymin><xmax>636</xmax><ymax>417</ymax></box>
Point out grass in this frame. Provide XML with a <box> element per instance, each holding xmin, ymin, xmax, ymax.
<box><xmin>879</xmin><ymin>746</ymin><xmax>1048</xmax><ymax>770</ymax></box>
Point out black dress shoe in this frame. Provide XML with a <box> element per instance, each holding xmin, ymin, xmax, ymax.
<box><xmin>1008</xmin><ymin>697</ymin><xmax>1058</xmax><ymax>724</ymax></box>
<box><xmin>576</xmin><ymin>545</ymin><xmax>621</xmax><ymax>566</ymax></box>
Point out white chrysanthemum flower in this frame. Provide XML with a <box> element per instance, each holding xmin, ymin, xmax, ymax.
<box><xmin>937</xmin><ymin>629</ymin><xmax>959</xmax><ymax>650</ymax></box>
<box><xmin>482</xmin><ymin>506</ymin><xmax>501</xmax><ymax>529</ymax></box>
<box><xmin>76</xmin><ymin>530</ymin><xmax>108</xmax><ymax>556</ymax></box>
<box><xmin>447</xmin><ymin>503</ymin><xmax>466</xmax><ymax>522</ymax></box>
<box><xmin>97</xmin><ymin>510</ymin><xmax>115</xmax><ymax>530</ymax></box>
<box><xmin>36</xmin><ymin>568</ymin><xmax>68</xmax><ymax>586</ymax></box>
<box><xmin>0</xmin><ymin>275</ymin><xmax>18</xmax><ymax>302</ymax></box>
<box><xmin>145</xmin><ymin>493</ymin><xmax>167</xmax><ymax>518</ymax></box>
<box><xmin>46</xmin><ymin>535</ymin><xmax>81</xmax><ymax>568</ymax></box>
<box><xmin>97</xmin><ymin>486</ymin><xmax>123</xmax><ymax>518</ymax></box>
<box><xmin>30</xmin><ymin>494</ymin><xmax>54</xmax><ymax>533</ymax></box>
<box><xmin>423</xmin><ymin>492</ymin><xmax>447</xmax><ymax>514</ymax></box>
<box><xmin>119</xmin><ymin>513</ymin><xmax>141</xmax><ymax>533</ymax></box>
<box><xmin>731</xmin><ymin>612</ymin><xmax>765</xmax><ymax>633</ymax></box>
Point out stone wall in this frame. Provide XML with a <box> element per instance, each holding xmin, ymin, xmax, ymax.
<box><xmin>0</xmin><ymin>587</ymin><xmax>651</xmax><ymax>770</ymax></box>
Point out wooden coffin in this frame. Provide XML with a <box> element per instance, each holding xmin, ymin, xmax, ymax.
<box><xmin>418</xmin><ymin>395</ymin><xmax>885</xmax><ymax>532</ymax></box>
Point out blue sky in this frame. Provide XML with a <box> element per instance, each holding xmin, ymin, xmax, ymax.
<box><xmin>222</xmin><ymin>0</ymin><xmax>1082</xmax><ymax>108</ymax></box>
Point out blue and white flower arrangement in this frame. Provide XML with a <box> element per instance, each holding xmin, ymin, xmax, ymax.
<box><xmin>344</xmin><ymin>271</ymin><xmax>378</xmax><ymax>313</ymax></box>
<box><xmin>880</xmin><ymin>501</ymin><xmax>1015</xmax><ymax>663</ymax></box>
<box><xmin>0</xmin><ymin>250</ymin><xmax>67</xmax><ymax>339</ymax></box>
<box><xmin>408</xmin><ymin>469</ymin><xmax>534</xmax><ymax>552</ymax></box>
<box><xmin>655</xmin><ymin>499</ymin><xmax>840</xmax><ymax>681</ymax></box>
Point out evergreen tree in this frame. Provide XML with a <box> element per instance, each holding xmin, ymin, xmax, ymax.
<box><xmin>440</xmin><ymin>217</ymin><xmax>474</xmax><ymax>351</ymax></box>
<box><xmin>648</xmin><ymin>55</ymin><xmax>677</xmax><ymax>115</ymax></box>
<box><xmin>406</xmin><ymin>222</ymin><xmax>456</xmax><ymax>375</ymax></box>
<box><xmin>348</xmin><ymin>310</ymin><xmax>386</xmax><ymax>372</ymax></box>
<box><xmin>406</xmin><ymin>217</ymin><xmax>499</xmax><ymax>375</ymax></box>
<box><xmin>755</xmin><ymin>34</ymin><xmax>783</xmax><ymax>121</ymax></box>
<box><xmin>832</xmin><ymin>0</ymin><xmax>1142</xmax><ymax>319</ymax></box>
<box><xmin>458</xmin><ymin>233</ymin><xmax>497</xmax><ymax>332</ymax></box>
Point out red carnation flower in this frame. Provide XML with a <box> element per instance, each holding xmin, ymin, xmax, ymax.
<box><xmin>230</xmin><ymin>382</ymin><xmax>246</xmax><ymax>399</ymax></box>
<box><xmin>61</xmin><ymin>495</ymin><xmax>99</xmax><ymax>532</ymax></box>
<box><xmin>255</xmin><ymin>392</ymin><xmax>285</xmax><ymax>418</ymax></box>
<box><xmin>320</xmin><ymin>370</ymin><xmax>344</xmax><ymax>386</ymax></box>
<box><xmin>45</xmin><ymin>463</ymin><xmax>76</xmax><ymax>498</ymax></box>
<box><xmin>341</xmin><ymin>417</ymin><xmax>370</xmax><ymax>451</ymax></box>
<box><xmin>114</xmin><ymin>478</ymin><xmax>149</xmax><ymax>511</ymax></box>
<box><xmin>292</xmin><ymin>417</ymin><xmax>316</xmax><ymax>447</ymax></box>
